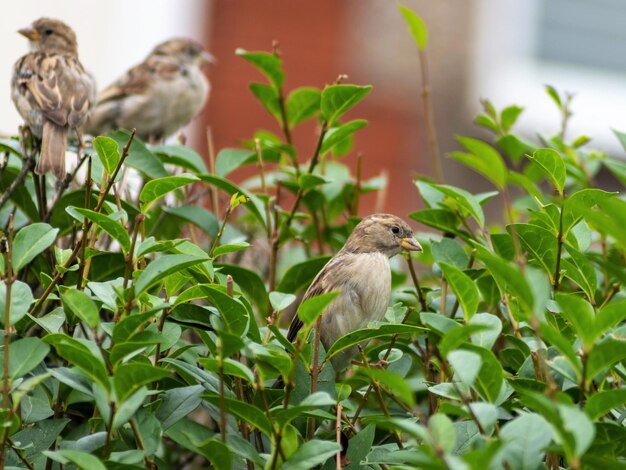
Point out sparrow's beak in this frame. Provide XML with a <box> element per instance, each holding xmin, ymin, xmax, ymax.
<box><xmin>18</xmin><ymin>27</ymin><xmax>40</xmax><ymax>41</ymax></box>
<box><xmin>401</xmin><ymin>237</ymin><xmax>422</xmax><ymax>252</ymax></box>
<box><xmin>200</xmin><ymin>50</ymin><xmax>216</xmax><ymax>65</ymax></box>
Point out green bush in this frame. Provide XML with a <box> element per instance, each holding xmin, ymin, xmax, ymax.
<box><xmin>1</xmin><ymin>7</ymin><xmax>626</xmax><ymax>470</ymax></box>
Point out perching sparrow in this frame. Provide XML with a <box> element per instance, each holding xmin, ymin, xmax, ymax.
<box><xmin>12</xmin><ymin>18</ymin><xmax>95</xmax><ymax>178</ymax></box>
<box><xmin>85</xmin><ymin>38</ymin><xmax>213</xmax><ymax>143</ymax></box>
<box><xmin>286</xmin><ymin>214</ymin><xmax>422</xmax><ymax>372</ymax></box>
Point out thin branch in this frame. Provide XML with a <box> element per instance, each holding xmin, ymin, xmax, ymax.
<box><xmin>417</xmin><ymin>49</ymin><xmax>443</xmax><ymax>183</ymax></box>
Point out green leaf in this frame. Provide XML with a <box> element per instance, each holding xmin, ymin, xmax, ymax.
<box><xmin>586</xmin><ymin>338</ymin><xmax>626</xmax><ymax>379</ymax></box>
<box><xmin>528</xmin><ymin>148</ymin><xmax>566</xmax><ymax>195</ymax></box>
<box><xmin>439</xmin><ymin>262</ymin><xmax>479</xmax><ymax>320</ymax></box>
<box><xmin>277</xmin><ymin>256</ymin><xmax>332</xmax><ymax>293</ymax></box>
<box><xmin>236</xmin><ymin>49</ymin><xmax>285</xmax><ymax>90</ymax></box>
<box><xmin>0</xmin><ymin>337</ymin><xmax>49</xmax><ymax>380</ymax></box>
<box><xmin>448</xmin><ymin>350</ymin><xmax>482</xmax><ymax>388</ymax></box>
<box><xmin>286</xmin><ymin>87</ymin><xmax>321</xmax><ymax>125</ymax></box>
<box><xmin>428</xmin><ymin>182</ymin><xmax>486</xmax><ymax>229</ymax></box>
<box><xmin>595</xmin><ymin>299</ymin><xmax>626</xmax><ymax>338</ymax></box>
<box><xmin>162</xmin><ymin>205</ymin><xmax>219</xmax><ymax>238</ymax></box>
<box><xmin>428</xmin><ymin>414</ymin><xmax>456</xmax><ymax>453</ymax></box>
<box><xmin>12</xmin><ymin>223</ymin><xmax>58</xmax><ymax>272</ymax></box>
<box><xmin>93</xmin><ymin>136</ymin><xmax>121</xmax><ymax>175</ymax></box>
<box><xmin>432</xmin><ymin>238</ymin><xmax>469</xmax><ymax>269</ymax></box>
<box><xmin>398</xmin><ymin>5</ymin><xmax>428</xmax><ymax>49</ymax></box>
<box><xmin>298</xmin><ymin>173</ymin><xmax>328</xmax><ymax>192</ymax></box>
<box><xmin>215</xmin><ymin>148</ymin><xmax>254</xmax><ymax>178</ymax></box>
<box><xmin>7</xmin><ymin>419</ymin><xmax>69</xmax><ymax>468</ymax></box>
<box><xmin>500</xmin><ymin>105</ymin><xmax>524</xmax><ymax>132</ymax></box>
<box><xmin>282</xmin><ymin>440</ymin><xmax>341</xmax><ymax>470</ymax></box>
<box><xmin>326</xmin><ymin>324</ymin><xmax>425</xmax><ymax>360</ymax></box>
<box><xmin>66</xmin><ymin>207</ymin><xmax>131</xmax><ymax>254</ymax></box>
<box><xmin>249</xmin><ymin>82</ymin><xmax>281</xmax><ymax>120</ymax></box>
<box><xmin>203</xmin><ymin>394</ymin><xmax>272</xmax><ymax>436</ymax></box>
<box><xmin>585</xmin><ymin>389</ymin><xmax>626</xmax><ymax>420</ymax></box>
<box><xmin>215</xmin><ymin>263</ymin><xmax>270</xmax><ymax>314</ymax></box>
<box><xmin>59</xmin><ymin>286</ymin><xmax>99</xmax><ymax>328</ymax></box>
<box><xmin>321</xmin><ymin>85</ymin><xmax>372</xmax><ymax>125</ymax></box>
<box><xmin>556</xmin><ymin>293</ymin><xmax>595</xmax><ymax>350</ymax></box>
<box><xmin>465</xmin><ymin>344</ymin><xmax>503</xmax><ymax>403</ymax></box>
<box><xmin>473</xmin><ymin>245</ymin><xmax>534</xmax><ymax>315</ymax></box>
<box><xmin>135</xmin><ymin>254</ymin><xmax>208</xmax><ymax>296</ymax></box>
<box><xmin>114</xmin><ymin>363</ymin><xmax>170</xmax><ymax>403</ymax></box>
<box><xmin>269</xmin><ymin>292</ymin><xmax>296</xmax><ymax>312</ymax></box>
<box><xmin>545</xmin><ymin>85</ymin><xmax>562</xmax><ymax>108</ymax></box>
<box><xmin>558</xmin><ymin>404</ymin><xmax>595</xmax><ymax>458</ymax></box>
<box><xmin>42</xmin><ymin>450</ymin><xmax>106</xmax><ymax>470</ymax></box>
<box><xmin>199</xmin><ymin>357</ymin><xmax>255</xmax><ymax>383</ymax></box>
<box><xmin>561</xmin><ymin>245</ymin><xmax>597</xmax><ymax>303</ymax></box>
<box><xmin>320</xmin><ymin>119</ymin><xmax>368</xmax><ymax>155</ymax></box>
<box><xmin>139</xmin><ymin>173</ymin><xmax>200</xmax><ymax>206</ymax></box>
<box><xmin>43</xmin><ymin>334</ymin><xmax>109</xmax><ymax>391</ymax></box>
<box><xmin>151</xmin><ymin>144</ymin><xmax>208</xmax><ymax>173</ymax></box>
<box><xmin>451</xmin><ymin>136</ymin><xmax>507</xmax><ymax>188</ymax></box>
<box><xmin>199</xmin><ymin>174</ymin><xmax>267</xmax><ymax>228</ymax></box>
<box><xmin>498</xmin><ymin>413</ymin><xmax>553</xmax><ymax>470</ymax></box>
<box><xmin>297</xmin><ymin>291</ymin><xmax>339</xmax><ymax>327</ymax></box>
<box><xmin>509</xmin><ymin>223</ymin><xmax>557</xmax><ymax>280</ymax></box>
<box><xmin>0</xmin><ymin>280</ymin><xmax>34</xmax><ymax>326</ymax></box>
<box><xmin>155</xmin><ymin>385</ymin><xmax>203</xmax><ymax>431</ymax></box>
<box><xmin>109</xmin><ymin>129</ymin><xmax>168</xmax><ymax>179</ymax></box>
<box><xmin>410</xmin><ymin>209</ymin><xmax>460</xmax><ymax>234</ymax></box>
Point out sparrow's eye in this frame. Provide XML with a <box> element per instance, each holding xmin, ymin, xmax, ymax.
<box><xmin>391</xmin><ymin>225</ymin><xmax>400</xmax><ymax>235</ymax></box>
<box><xmin>44</xmin><ymin>29</ymin><xmax>54</xmax><ymax>36</ymax></box>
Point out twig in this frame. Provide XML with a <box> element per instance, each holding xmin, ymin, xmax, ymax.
<box><xmin>28</xmin><ymin>131</ymin><xmax>135</xmax><ymax>316</ymax></box>
<box><xmin>0</xmin><ymin>214</ymin><xmax>14</xmax><ymax>469</ymax></box>
<box><xmin>206</xmin><ymin>127</ymin><xmax>220</xmax><ymax>214</ymax></box>
<box><xmin>208</xmin><ymin>204</ymin><xmax>236</xmax><ymax>258</ymax></box>
<box><xmin>349</xmin><ymin>308</ymin><xmax>414</xmax><ymax>430</ymax></box>
<box><xmin>406</xmin><ymin>254</ymin><xmax>429</xmax><ymax>312</ymax></box>
<box><xmin>6</xmin><ymin>437</ymin><xmax>35</xmax><ymax>470</ymax></box>
<box><xmin>102</xmin><ymin>401</ymin><xmax>116</xmax><ymax>459</ymax></box>
<box><xmin>0</xmin><ymin>131</ymin><xmax>35</xmax><ymax>212</ymax></box>
<box><xmin>336</xmin><ymin>403</ymin><xmax>343</xmax><ymax>470</ymax></box>
<box><xmin>307</xmin><ymin>315</ymin><xmax>323</xmax><ymax>440</ymax></box>
<box><xmin>357</xmin><ymin>347</ymin><xmax>403</xmax><ymax>449</ymax></box>
<box><xmin>352</xmin><ymin>154</ymin><xmax>363</xmax><ymax>216</ymax></box>
<box><xmin>417</xmin><ymin>49</ymin><xmax>443</xmax><ymax>182</ymax></box>
<box><xmin>43</xmin><ymin>151</ymin><xmax>90</xmax><ymax>223</ymax></box>
<box><xmin>129</xmin><ymin>416</ymin><xmax>156</xmax><ymax>469</ymax></box>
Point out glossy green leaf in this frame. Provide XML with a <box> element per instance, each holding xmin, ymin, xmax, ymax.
<box><xmin>321</xmin><ymin>84</ymin><xmax>372</xmax><ymax>124</ymax></box>
<box><xmin>297</xmin><ymin>291</ymin><xmax>339</xmax><ymax>327</ymax></box>
<box><xmin>66</xmin><ymin>207</ymin><xmax>131</xmax><ymax>254</ymax></box>
<box><xmin>528</xmin><ymin>148</ymin><xmax>566</xmax><ymax>195</ymax></box>
<box><xmin>398</xmin><ymin>5</ymin><xmax>428</xmax><ymax>49</ymax></box>
<box><xmin>0</xmin><ymin>280</ymin><xmax>34</xmax><ymax>326</ymax></box>
<box><xmin>59</xmin><ymin>286</ymin><xmax>99</xmax><ymax>328</ymax></box>
<box><xmin>320</xmin><ymin>119</ymin><xmax>368</xmax><ymax>155</ymax></box>
<box><xmin>135</xmin><ymin>254</ymin><xmax>208</xmax><ymax>296</ymax></box>
<box><xmin>286</xmin><ymin>86</ymin><xmax>321</xmax><ymax>125</ymax></box>
<box><xmin>439</xmin><ymin>262</ymin><xmax>479</xmax><ymax>320</ymax></box>
<box><xmin>236</xmin><ymin>49</ymin><xmax>284</xmax><ymax>90</ymax></box>
<box><xmin>93</xmin><ymin>136</ymin><xmax>120</xmax><ymax>175</ymax></box>
<box><xmin>451</xmin><ymin>136</ymin><xmax>507</xmax><ymax>188</ymax></box>
<box><xmin>139</xmin><ymin>173</ymin><xmax>200</xmax><ymax>206</ymax></box>
<box><xmin>12</xmin><ymin>223</ymin><xmax>58</xmax><ymax>272</ymax></box>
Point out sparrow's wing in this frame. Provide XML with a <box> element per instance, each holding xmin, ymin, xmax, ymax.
<box><xmin>285</xmin><ymin>255</ymin><xmax>348</xmax><ymax>342</ymax></box>
<box><xmin>14</xmin><ymin>53</ymin><xmax>94</xmax><ymax>128</ymax></box>
<box><xmin>96</xmin><ymin>56</ymin><xmax>180</xmax><ymax>104</ymax></box>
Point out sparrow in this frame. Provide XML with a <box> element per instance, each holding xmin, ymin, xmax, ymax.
<box><xmin>286</xmin><ymin>213</ymin><xmax>422</xmax><ymax>372</ymax></box>
<box><xmin>12</xmin><ymin>18</ymin><xmax>95</xmax><ymax>179</ymax></box>
<box><xmin>85</xmin><ymin>38</ymin><xmax>213</xmax><ymax>143</ymax></box>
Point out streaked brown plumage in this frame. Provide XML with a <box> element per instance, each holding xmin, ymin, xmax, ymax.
<box><xmin>85</xmin><ymin>38</ymin><xmax>213</xmax><ymax>143</ymax></box>
<box><xmin>286</xmin><ymin>213</ymin><xmax>422</xmax><ymax>372</ymax></box>
<box><xmin>11</xmin><ymin>18</ymin><xmax>95</xmax><ymax>178</ymax></box>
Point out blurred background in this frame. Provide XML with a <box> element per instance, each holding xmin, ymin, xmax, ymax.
<box><xmin>2</xmin><ymin>0</ymin><xmax>625</xmax><ymax>217</ymax></box>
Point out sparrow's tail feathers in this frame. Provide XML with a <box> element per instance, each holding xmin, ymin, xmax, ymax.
<box><xmin>37</xmin><ymin>121</ymin><xmax>67</xmax><ymax>179</ymax></box>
